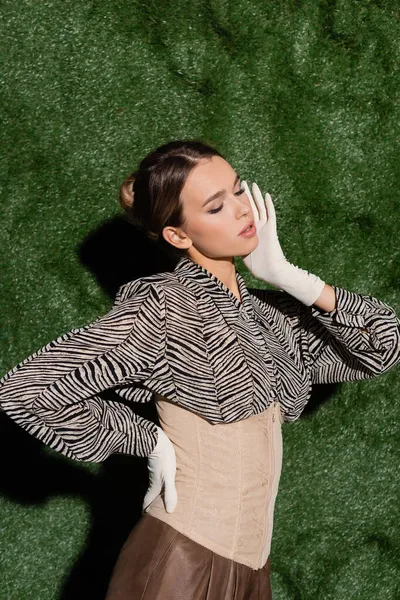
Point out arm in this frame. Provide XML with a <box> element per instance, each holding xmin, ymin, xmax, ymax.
<box><xmin>312</xmin><ymin>283</ymin><xmax>337</xmax><ymax>312</ymax></box>
<box><xmin>250</xmin><ymin>285</ymin><xmax>400</xmax><ymax>384</ymax></box>
<box><xmin>0</xmin><ymin>281</ymin><xmax>165</xmax><ymax>461</ymax></box>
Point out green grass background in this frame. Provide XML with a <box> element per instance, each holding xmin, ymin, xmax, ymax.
<box><xmin>1</xmin><ymin>0</ymin><xmax>400</xmax><ymax>598</ymax></box>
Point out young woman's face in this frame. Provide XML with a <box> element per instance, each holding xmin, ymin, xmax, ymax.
<box><xmin>167</xmin><ymin>155</ymin><xmax>259</xmax><ymax>259</ymax></box>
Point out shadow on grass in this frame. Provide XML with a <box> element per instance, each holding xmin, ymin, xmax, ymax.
<box><xmin>0</xmin><ymin>408</ymin><xmax>152</xmax><ymax>599</ymax></box>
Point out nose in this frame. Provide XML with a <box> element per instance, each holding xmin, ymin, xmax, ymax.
<box><xmin>236</xmin><ymin>199</ymin><xmax>251</xmax><ymax>219</ymax></box>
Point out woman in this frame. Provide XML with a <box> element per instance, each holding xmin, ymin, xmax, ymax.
<box><xmin>0</xmin><ymin>140</ymin><xmax>399</xmax><ymax>599</ymax></box>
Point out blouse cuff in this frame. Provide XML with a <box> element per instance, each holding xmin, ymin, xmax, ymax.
<box><xmin>118</xmin><ymin>416</ymin><xmax>160</xmax><ymax>458</ymax></box>
<box><xmin>311</xmin><ymin>285</ymin><xmax>398</xmax><ymax>353</ymax></box>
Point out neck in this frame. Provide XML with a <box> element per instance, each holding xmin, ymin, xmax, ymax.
<box><xmin>186</xmin><ymin>250</ymin><xmax>237</xmax><ymax>291</ymax></box>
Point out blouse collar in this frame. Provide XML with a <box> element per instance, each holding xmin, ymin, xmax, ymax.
<box><xmin>173</xmin><ymin>256</ymin><xmax>255</xmax><ymax>320</ymax></box>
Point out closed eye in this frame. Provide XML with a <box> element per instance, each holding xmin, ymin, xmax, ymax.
<box><xmin>207</xmin><ymin>184</ymin><xmax>245</xmax><ymax>214</ymax></box>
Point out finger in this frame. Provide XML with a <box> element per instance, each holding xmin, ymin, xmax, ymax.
<box><xmin>251</xmin><ymin>182</ymin><xmax>267</xmax><ymax>226</ymax></box>
<box><xmin>263</xmin><ymin>192</ymin><xmax>277</xmax><ymax>231</ymax></box>
<box><xmin>241</xmin><ymin>180</ymin><xmax>259</xmax><ymax>223</ymax></box>
<box><xmin>143</xmin><ymin>484</ymin><xmax>161</xmax><ymax>511</ymax></box>
<box><xmin>164</xmin><ymin>483</ymin><xmax>178</xmax><ymax>513</ymax></box>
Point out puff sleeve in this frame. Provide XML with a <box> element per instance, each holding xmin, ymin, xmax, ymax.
<box><xmin>0</xmin><ymin>281</ymin><xmax>165</xmax><ymax>461</ymax></box>
<box><xmin>255</xmin><ymin>285</ymin><xmax>400</xmax><ymax>385</ymax></box>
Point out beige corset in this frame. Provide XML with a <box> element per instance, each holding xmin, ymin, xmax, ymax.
<box><xmin>144</xmin><ymin>393</ymin><xmax>284</xmax><ymax>571</ymax></box>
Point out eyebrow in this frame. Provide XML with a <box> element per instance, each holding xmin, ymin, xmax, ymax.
<box><xmin>202</xmin><ymin>173</ymin><xmax>241</xmax><ymax>207</ymax></box>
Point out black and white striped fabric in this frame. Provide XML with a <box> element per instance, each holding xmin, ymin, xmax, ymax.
<box><xmin>1</xmin><ymin>256</ymin><xmax>399</xmax><ymax>462</ymax></box>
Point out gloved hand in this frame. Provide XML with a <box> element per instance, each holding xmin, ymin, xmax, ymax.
<box><xmin>241</xmin><ymin>181</ymin><xmax>325</xmax><ymax>307</ymax></box>
<box><xmin>142</xmin><ymin>425</ymin><xmax>178</xmax><ymax>514</ymax></box>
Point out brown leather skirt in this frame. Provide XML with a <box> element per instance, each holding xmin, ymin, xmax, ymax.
<box><xmin>105</xmin><ymin>513</ymin><xmax>272</xmax><ymax>599</ymax></box>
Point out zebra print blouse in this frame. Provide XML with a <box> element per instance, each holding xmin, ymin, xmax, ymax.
<box><xmin>1</xmin><ymin>256</ymin><xmax>399</xmax><ymax>462</ymax></box>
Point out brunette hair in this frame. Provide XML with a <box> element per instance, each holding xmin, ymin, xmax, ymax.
<box><xmin>119</xmin><ymin>139</ymin><xmax>225</xmax><ymax>261</ymax></box>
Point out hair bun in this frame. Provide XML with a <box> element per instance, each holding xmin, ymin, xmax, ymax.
<box><xmin>119</xmin><ymin>173</ymin><xmax>136</xmax><ymax>211</ymax></box>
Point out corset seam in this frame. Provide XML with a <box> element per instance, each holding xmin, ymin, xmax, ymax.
<box><xmin>231</xmin><ymin>418</ymin><xmax>244</xmax><ymax>560</ymax></box>
<box><xmin>188</xmin><ymin>410</ymin><xmax>202</xmax><ymax>533</ymax></box>
<box><xmin>258</xmin><ymin>406</ymin><xmax>275</xmax><ymax>567</ymax></box>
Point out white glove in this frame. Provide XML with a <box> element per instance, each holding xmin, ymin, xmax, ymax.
<box><xmin>142</xmin><ymin>426</ymin><xmax>178</xmax><ymax>514</ymax></box>
<box><xmin>241</xmin><ymin>181</ymin><xmax>325</xmax><ymax>306</ymax></box>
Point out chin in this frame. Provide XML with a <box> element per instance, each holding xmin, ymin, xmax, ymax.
<box><xmin>239</xmin><ymin>234</ymin><xmax>258</xmax><ymax>247</ymax></box>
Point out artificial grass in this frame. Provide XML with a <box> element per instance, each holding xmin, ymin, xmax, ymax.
<box><xmin>1</xmin><ymin>0</ymin><xmax>399</xmax><ymax>598</ymax></box>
